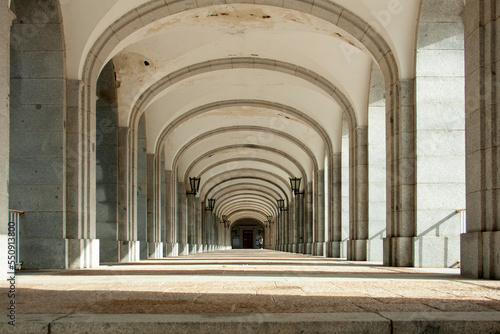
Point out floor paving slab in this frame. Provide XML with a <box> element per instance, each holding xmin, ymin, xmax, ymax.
<box><xmin>1</xmin><ymin>250</ymin><xmax>500</xmax><ymax>333</ymax></box>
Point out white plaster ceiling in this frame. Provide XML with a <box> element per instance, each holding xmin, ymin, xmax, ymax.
<box><xmin>57</xmin><ymin>0</ymin><xmax>422</xmax><ymax>222</ymax></box>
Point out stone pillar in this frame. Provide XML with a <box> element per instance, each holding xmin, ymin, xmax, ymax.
<box><xmin>348</xmin><ymin>127</ymin><xmax>369</xmax><ymax>261</ymax></box>
<box><xmin>289</xmin><ymin>199</ymin><xmax>295</xmax><ymax>252</ymax></box>
<box><xmin>1</xmin><ymin>1</ymin><xmax>14</xmax><ymax>278</ymax></box>
<box><xmin>367</xmin><ymin>64</ymin><xmax>386</xmax><ymax>262</ymax></box>
<box><xmin>461</xmin><ymin>0</ymin><xmax>500</xmax><ymax>279</ymax></box>
<box><xmin>177</xmin><ymin>181</ymin><xmax>188</xmax><ymax>256</ymax></box>
<box><xmin>341</xmin><ymin>127</ymin><xmax>350</xmax><ymax>257</ymax></box>
<box><xmin>277</xmin><ymin>212</ymin><xmax>285</xmax><ymax>251</ymax></box>
<box><xmin>147</xmin><ymin>154</ymin><xmax>162</xmax><ymax>259</ymax></box>
<box><xmin>305</xmin><ymin>181</ymin><xmax>313</xmax><ymax>254</ymax></box>
<box><xmin>117</xmin><ymin>126</ymin><xmax>140</xmax><ymax>262</ymax></box>
<box><xmin>414</xmin><ymin>0</ymin><xmax>465</xmax><ymax>268</ymax></box>
<box><xmin>164</xmin><ymin>170</ymin><xmax>177</xmax><ymax>256</ymax></box>
<box><xmin>187</xmin><ymin>194</ymin><xmax>196</xmax><ymax>254</ymax></box>
<box><xmin>297</xmin><ymin>193</ymin><xmax>304</xmax><ymax>254</ymax></box>
<box><xmin>195</xmin><ymin>198</ymin><xmax>202</xmax><ymax>253</ymax></box>
<box><xmin>383</xmin><ymin>78</ymin><xmax>417</xmax><ymax>267</ymax></box>
<box><xmin>293</xmin><ymin>197</ymin><xmax>300</xmax><ymax>253</ymax></box>
<box><xmin>329</xmin><ymin>153</ymin><xmax>342</xmax><ymax>257</ymax></box>
<box><xmin>95</xmin><ymin>62</ymin><xmax>119</xmax><ymax>263</ymax></box>
<box><xmin>202</xmin><ymin>207</ymin><xmax>208</xmax><ymax>252</ymax></box>
<box><xmin>210</xmin><ymin>213</ymin><xmax>216</xmax><ymax>252</ymax></box>
<box><xmin>137</xmin><ymin>117</ymin><xmax>147</xmax><ymax>260</ymax></box>
<box><xmin>315</xmin><ymin>171</ymin><xmax>326</xmax><ymax>256</ymax></box>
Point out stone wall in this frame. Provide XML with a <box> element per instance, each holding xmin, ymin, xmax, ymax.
<box><xmin>9</xmin><ymin>0</ymin><xmax>66</xmax><ymax>269</ymax></box>
<box><xmin>0</xmin><ymin>0</ymin><xmax>14</xmax><ymax>278</ymax></box>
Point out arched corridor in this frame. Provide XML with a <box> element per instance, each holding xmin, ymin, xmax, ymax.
<box><xmin>6</xmin><ymin>249</ymin><xmax>500</xmax><ymax>332</ymax></box>
<box><xmin>1</xmin><ymin>0</ymin><xmax>500</xmax><ymax>329</ymax></box>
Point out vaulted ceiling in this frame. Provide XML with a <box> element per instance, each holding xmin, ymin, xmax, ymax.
<box><xmin>59</xmin><ymin>0</ymin><xmax>421</xmax><ymax>224</ymax></box>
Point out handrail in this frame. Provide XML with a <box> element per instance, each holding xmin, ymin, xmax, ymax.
<box><xmin>8</xmin><ymin>210</ymin><xmax>24</xmax><ymax>270</ymax></box>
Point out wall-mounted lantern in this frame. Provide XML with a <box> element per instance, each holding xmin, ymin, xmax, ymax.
<box><xmin>186</xmin><ymin>177</ymin><xmax>201</xmax><ymax>195</ymax></box>
<box><xmin>206</xmin><ymin>198</ymin><xmax>216</xmax><ymax>211</ymax></box>
<box><xmin>277</xmin><ymin>199</ymin><xmax>286</xmax><ymax>212</ymax></box>
<box><xmin>267</xmin><ymin>216</ymin><xmax>273</xmax><ymax>224</ymax></box>
<box><xmin>289</xmin><ymin>177</ymin><xmax>304</xmax><ymax>196</ymax></box>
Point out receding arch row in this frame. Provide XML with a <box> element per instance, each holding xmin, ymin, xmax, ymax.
<box><xmin>182</xmin><ymin>144</ymin><xmax>310</xmax><ymax>196</ymax></box>
<box><xmin>211</xmin><ymin>183</ymin><xmax>283</xmax><ymax>209</ymax></box>
<box><xmin>158</xmin><ymin>100</ymin><xmax>334</xmax><ymax>168</ymax></box>
<box><xmin>227</xmin><ymin>209</ymin><xmax>270</xmax><ymax>224</ymax></box>
<box><xmin>191</xmin><ymin>157</ymin><xmax>296</xmax><ymax>188</ymax></box>
<box><xmin>174</xmin><ymin>126</ymin><xmax>315</xmax><ymax>185</ymax></box>
<box><xmin>201</xmin><ymin>169</ymin><xmax>292</xmax><ymax>201</ymax></box>
<box><xmin>203</xmin><ymin>176</ymin><xmax>292</xmax><ymax>205</ymax></box>
<box><xmin>219</xmin><ymin>199</ymin><xmax>275</xmax><ymax>219</ymax></box>
<box><xmin>230</xmin><ymin>217</ymin><xmax>269</xmax><ymax>230</ymax></box>
<box><xmin>215</xmin><ymin>192</ymin><xmax>280</xmax><ymax>217</ymax></box>
<box><xmin>75</xmin><ymin>0</ymin><xmax>401</xmax><ymax>263</ymax></box>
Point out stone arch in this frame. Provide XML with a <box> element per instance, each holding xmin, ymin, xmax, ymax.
<box><xmin>171</xmin><ymin>126</ymin><xmax>317</xmax><ymax>182</ymax></box>
<box><xmin>72</xmin><ymin>0</ymin><xmax>403</xmax><ymax>264</ymax></box>
<box><xmin>182</xmin><ymin>144</ymin><xmax>309</xmax><ymax>199</ymax></box>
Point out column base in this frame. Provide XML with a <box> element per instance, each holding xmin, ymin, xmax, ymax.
<box><xmin>305</xmin><ymin>243</ymin><xmax>313</xmax><ymax>255</ymax></box>
<box><xmin>119</xmin><ymin>240</ymin><xmax>140</xmax><ymax>262</ymax></box>
<box><xmin>189</xmin><ymin>244</ymin><xmax>197</xmax><ymax>255</ymax></box>
<box><xmin>67</xmin><ymin>238</ymin><xmax>100</xmax><ymax>269</ymax></box>
<box><xmin>383</xmin><ymin>237</ymin><xmax>413</xmax><ymax>267</ymax></box>
<box><xmin>461</xmin><ymin>231</ymin><xmax>500</xmax><ymax>279</ymax></box>
<box><xmin>147</xmin><ymin>242</ymin><xmax>164</xmax><ymax>259</ymax></box>
<box><xmin>165</xmin><ymin>243</ymin><xmax>178</xmax><ymax>257</ymax></box>
<box><xmin>314</xmin><ymin>242</ymin><xmax>326</xmax><ymax>256</ymax></box>
<box><xmin>347</xmin><ymin>239</ymin><xmax>367</xmax><ymax>261</ymax></box>
<box><xmin>327</xmin><ymin>241</ymin><xmax>342</xmax><ymax>258</ymax></box>
<box><xmin>178</xmin><ymin>243</ymin><xmax>189</xmax><ymax>256</ymax></box>
<box><xmin>196</xmin><ymin>244</ymin><xmax>203</xmax><ymax>253</ymax></box>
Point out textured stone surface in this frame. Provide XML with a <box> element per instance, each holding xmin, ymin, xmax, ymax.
<box><xmin>2</xmin><ymin>250</ymin><xmax>500</xmax><ymax>333</ymax></box>
<box><xmin>415</xmin><ymin>0</ymin><xmax>465</xmax><ymax>269</ymax></box>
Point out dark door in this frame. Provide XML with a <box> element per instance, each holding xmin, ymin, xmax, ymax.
<box><xmin>243</xmin><ymin>230</ymin><xmax>253</xmax><ymax>249</ymax></box>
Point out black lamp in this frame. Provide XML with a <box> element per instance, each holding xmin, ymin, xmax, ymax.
<box><xmin>187</xmin><ymin>177</ymin><xmax>201</xmax><ymax>195</ymax></box>
<box><xmin>277</xmin><ymin>199</ymin><xmax>286</xmax><ymax>212</ymax></box>
<box><xmin>267</xmin><ymin>216</ymin><xmax>273</xmax><ymax>224</ymax></box>
<box><xmin>206</xmin><ymin>198</ymin><xmax>216</xmax><ymax>211</ymax></box>
<box><xmin>221</xmin><ymin>215</ymin><xmax>227</xmax><ymax>224</ymax></box>
<box><xmin>289</xmin><ymin>177</ymin><xmax>304</xmax><ymax>195</ymax></box>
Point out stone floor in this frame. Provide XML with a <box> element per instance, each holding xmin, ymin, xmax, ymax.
<box><xmin>2</xmin><ymin>249</ymin><xmax>500</xmax><ymax>333</ymax></box>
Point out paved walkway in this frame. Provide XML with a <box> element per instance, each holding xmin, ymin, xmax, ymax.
<box><xmin>2</xmin><ymin>250</ymin><xmax>500</xmax><ymax>333</ymax></box>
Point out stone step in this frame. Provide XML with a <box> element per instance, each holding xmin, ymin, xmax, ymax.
<box><xmin>4</xmin><ymin>312</ymin><xmax>500</xmax><ymax>334</ymax></box>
